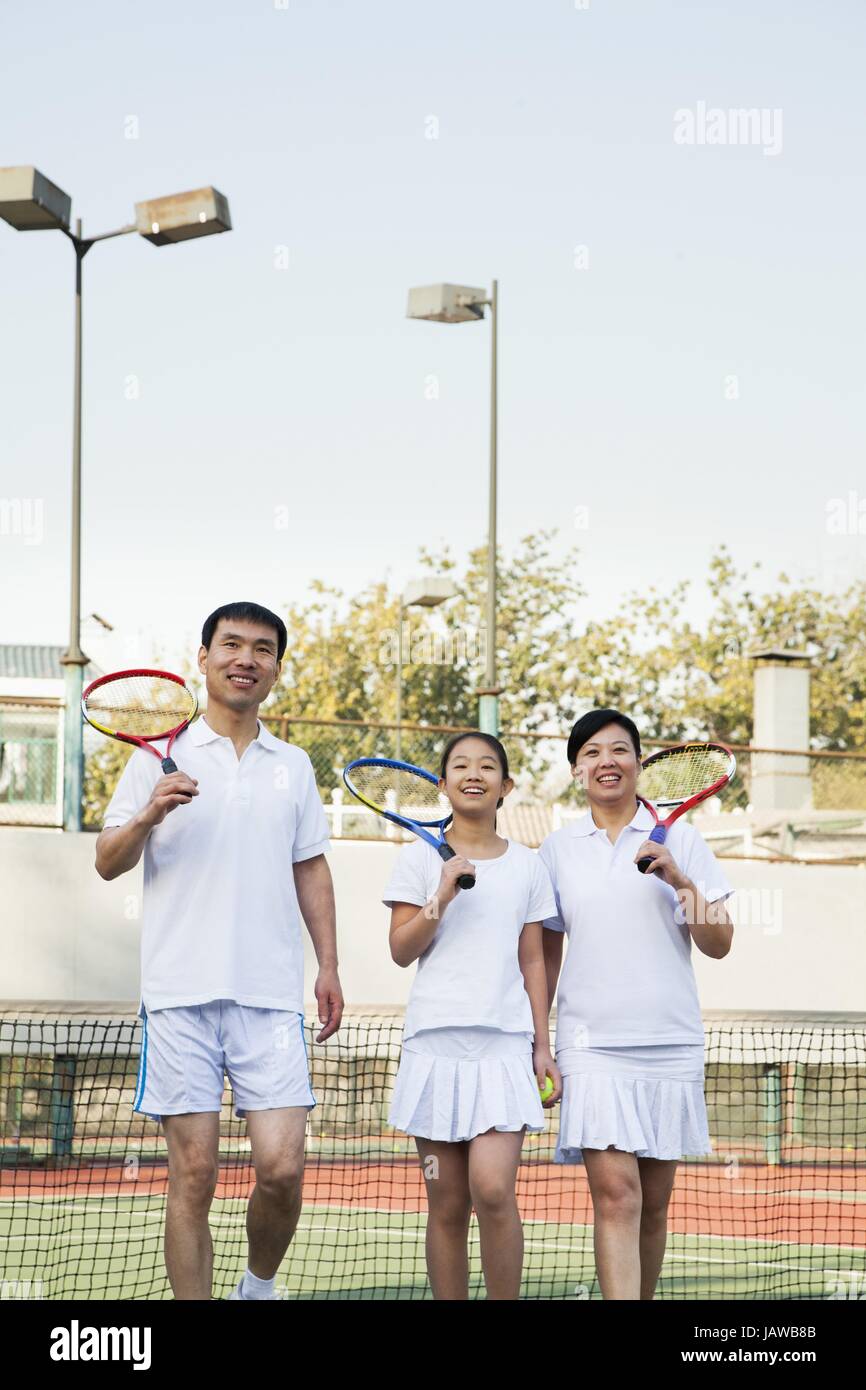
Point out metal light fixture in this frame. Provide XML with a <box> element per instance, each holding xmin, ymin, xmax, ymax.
<box><xmin>134</xmin><ymin>187</ymin><xmax>231</xmax><ymax>246</ymax></box>
<box><xmin>407</xmin><ymin>280</ymin><xmax>501</xmax><ymax>735</ymax></box>
<box><xmin>0</xmin><ymin>166</ymin><xmax>232</xmax><ymax>829</ymax></box>
<box><xmin>396</xmin><ymin>579</ymin><xmax>459</xmax><ymax>760</ymax></box>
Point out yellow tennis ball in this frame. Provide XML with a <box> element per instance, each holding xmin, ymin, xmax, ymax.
<box><xmin>539</xmin><ymin>1076</ymin><xmax>555</xmax><ymax>1102</ymax></box>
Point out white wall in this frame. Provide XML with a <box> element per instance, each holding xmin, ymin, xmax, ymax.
<box><xmin>751</xmin><ymin>661</ymin><xmax>812</xmax><ymax>810</ymax></box>
<box><xmin>1</xmin><ymin>827</ymin><xmax>864</xmax><ymax>1011</ymax></box>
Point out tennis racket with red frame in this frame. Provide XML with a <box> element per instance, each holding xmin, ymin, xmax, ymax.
<box><xmin>636</xmin><ymin>741</ymin><xmax>736</xmax><ymax>874</ymax></box>
<box><xmin>82</xmin><ymin>669</ymin><xmax>198</xmax><ymax>773</ymax></box>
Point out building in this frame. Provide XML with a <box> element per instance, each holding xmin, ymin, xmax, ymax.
<box><xmin>0</xmin><ymin>644</ymin><xmax>101</xmax><ymax>827</ymax></box>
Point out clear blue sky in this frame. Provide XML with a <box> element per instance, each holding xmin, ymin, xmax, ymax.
<box><xmin>2</xmin><ymin>0</ymin><xmax>865</xmax><ymax>669</ymax></box>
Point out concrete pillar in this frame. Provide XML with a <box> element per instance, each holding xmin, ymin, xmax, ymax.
<box><xmin>749</xmin><ymin>650</ymin><xmax>812</xmax><ymax>811</ymax></box>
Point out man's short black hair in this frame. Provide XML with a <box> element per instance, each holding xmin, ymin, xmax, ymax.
<box><xmin>566</xmin><ymin>708</ymin><xmax>642</xmax><ymax>765</ymax></box>
<box><xmin>201</xmin><ymin>602</ymin><xmax>287</xmax><ymax>663</ymax></box>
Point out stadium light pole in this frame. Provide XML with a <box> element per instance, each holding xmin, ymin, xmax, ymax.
<box><xmin>406</xmin><ymin>282</ymin><xmax>501</xmax><ymax>736</ymax></box>
<box><xmin>395</xmin><ymin>578</ymin><xmax>458</xmax><ymax>762</ymax></box>
<box><xmin>0</xmin><ymin>168</ymin><xmax>232</xmax><ymax>830</ymax></box>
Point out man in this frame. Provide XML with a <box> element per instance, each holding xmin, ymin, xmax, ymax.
<box><xmin>95</xmin><ymin>601</ymin><xmax>343</xmax><ymax>1300</ymax></box>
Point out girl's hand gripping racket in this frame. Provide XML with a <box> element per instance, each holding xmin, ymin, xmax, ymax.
<box><xmin>636</xmin><ymin>742</ymin><xmax>736</xmax><ymax>874</ymax></box>
<box><xmin>82</xmin><ymin>669</ymin><xmax>198</xmax><ymax>773</ymax></box>
<box><xmin>343</xmin><ymin>757</ymin><xmax>476</xmax><ymax>889</ymax></box>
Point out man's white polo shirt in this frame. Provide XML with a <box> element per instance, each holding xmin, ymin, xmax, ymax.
<box><xmin>103</xmin><ymin>717</ymin><xmax>331</xmax><ymax>1013</ymax></box>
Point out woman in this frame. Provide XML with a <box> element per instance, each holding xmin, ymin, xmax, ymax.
<box><xmin>383</xmin><ymin>732</ymin><xmax>560</xmax><ymax>1300</ymax></box>
<box><xmin>539</xmin><ymin>709</ymin><xmax>734</xmax><ymax>1301</ymax></box>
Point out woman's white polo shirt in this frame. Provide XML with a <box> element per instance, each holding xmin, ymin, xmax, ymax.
<box><xmin>538</xmin><ymin>802</ymin><xmax>733</xmax><ymax>1051</ymax></box>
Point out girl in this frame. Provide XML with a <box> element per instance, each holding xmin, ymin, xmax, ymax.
<box><xmin>383</xmin><ymin>732</ymin><xmax>560</xmax><ymax>1300</ymax></box>
<box><xmin>539</xmin><ymin>709</ymin><xmax>734</xmax><ymax>1301</ymax></box>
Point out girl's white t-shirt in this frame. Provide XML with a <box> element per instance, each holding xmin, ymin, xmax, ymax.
<box><xmin>383</xmin><ymin>838</ymin><xmax>556</xmax><ymax>1040</ymax></box>
<box><xmin>538</xmin><ymin>804</ymin><xmax>734</xmax><ymax>1050</ymax></box>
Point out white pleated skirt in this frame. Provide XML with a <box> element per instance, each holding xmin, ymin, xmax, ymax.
<box><xmin>389</xmin><ymin>1026</ymin><xmax>544</xmax><ymax>1142</ymax></box>
<box><xmin>555</xmin><ymin>1044</ymin><xmax>711</xmax><ymax>1164</ymax></box>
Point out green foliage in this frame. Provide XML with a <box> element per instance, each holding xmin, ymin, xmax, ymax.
<box><xmin>268</xmin><ymin>533</ymin><xmax>866</xmax><ymax>795</ymax></box>
<box><xmin>83</xmin><ymin>738</ymin><xmax>133</xmax><ymax>829</ymax></box>
<box><xmin>265</xmin><ymin>538</ymin><xmax>866</xmax><ymax>769</ymax></box>
<box><xmin>265</xmin><ymin>532</ymin><xmax>586</xmax><ymax>783</ymax></box>
<box><xmin>81</xmin><ymin>535</ymin><xmax>866</xmax><ymax>816</ymax></box>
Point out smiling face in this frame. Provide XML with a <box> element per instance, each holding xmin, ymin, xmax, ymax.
<box><xmin>198</xmin><ymin>617</ymin><xmax>281</xmax><ymax>714</ymax></box>
<box><xmin>440</xmin><ymin>736</ymin><xmax>513</xmax><ymax>817</ymax></box>
<box><xmin>572</xmin><ymin>721</ymin><xmax>641</xmax><ymax>808</ymax></box>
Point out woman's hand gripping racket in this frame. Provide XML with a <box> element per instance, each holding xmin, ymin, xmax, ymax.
<box><xmin>82</xmin><ymin>669</ymin><xmax>198</xmax><ymax>773</ymax></box>
<box><xmin>636</xmin><ymin>742</ymin><xmax>736</xmax><ymax>874</ymax></box>
<box><xmin>343</xmin><ymin>757</ymin><xmax>476</xmax><ymax>889</ymax></box>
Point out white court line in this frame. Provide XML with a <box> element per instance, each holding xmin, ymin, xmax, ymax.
<box><xmin>4</xmin><ymin>1200</ymin><xmax>862</xmax><ymax>1274</ymax></box>
<box><xmin>662</xmin><ymin>1250</ymin><xmax>864</xmax><ymax>1276</ymax></box>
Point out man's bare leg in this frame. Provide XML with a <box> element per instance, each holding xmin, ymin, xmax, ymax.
<box><xmin>162</xmin><ymin>1112</ymin><xmax>221</xmax><ymax>1300</ymax></box>
<box><xmin>240</xmin><ymin>1108</ymin><xmax>308</xmax><ymax>1293</ymax></box>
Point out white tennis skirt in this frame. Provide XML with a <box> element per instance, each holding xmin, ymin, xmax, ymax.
<box><xmin>389</xmin><ymin>1026</ymin><xmax>544</xmax><ymax>1143</ymax></box>
<box><xmin>555</xmin><ymin>1044</ymin><xmax>711</xmax><ymax>1165</ymax></box>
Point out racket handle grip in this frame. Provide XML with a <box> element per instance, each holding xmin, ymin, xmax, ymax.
<box><xmin>438</xmin><ymin>843</ymin><xmax>476</xmax><ymax>890</ymax></box>
<box><xmin>637</xmin><ymin>822</ymin><xmax>667</xmax><ymax>874</ymax></box>
<box><xmin>161</xmin><ymin>757</ymin><xmax>178</xmax><ymax>774</ymax></box>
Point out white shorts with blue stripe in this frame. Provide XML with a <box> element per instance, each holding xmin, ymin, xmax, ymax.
<box><xmin>134</xmin><ymin>999</ymin><xmax>315</xmax><ymax>1121</ymax></box>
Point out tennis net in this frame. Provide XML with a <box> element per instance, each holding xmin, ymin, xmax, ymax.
<box><xmin>1</xmin><ymin>1008</ymin><xmax>863</xmax><ymax>1300</ymax></box>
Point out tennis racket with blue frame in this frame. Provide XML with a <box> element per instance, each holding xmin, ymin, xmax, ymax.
<box><xmin>343</xmin><ymin>757</ymin><xmax>476</xmax><ymax>889</ymax></box>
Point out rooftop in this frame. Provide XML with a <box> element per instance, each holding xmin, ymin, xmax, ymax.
<box><xmin>0</xmin><ymin>645</ymin><xmax>100</xmax><ymax>682</ymax></box>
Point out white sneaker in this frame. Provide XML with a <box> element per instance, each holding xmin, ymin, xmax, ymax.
<box><xmin>229</xmin><ymin>1277</ymin><xmax>279</xmax><ymax>1301</ymax></box>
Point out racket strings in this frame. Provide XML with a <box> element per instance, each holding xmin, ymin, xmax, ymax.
<box><xmin>639</xmin><ymin>745</ymin><xmax>732</xmax><ymax>804</ymax></box>
<box><xmin>84</xmin><ymin>676</ymin><xmax>196</xmax><ymax>738</ymax></box>
<box><xmin>347</xmin><ymin>764</ymin><xmax>450</xmax><ymax>823</ymax></box>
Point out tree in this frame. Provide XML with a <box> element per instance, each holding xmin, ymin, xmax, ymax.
<box><xmin>82</xmin><ymin>536</ymin><xmax>866</xmax><ymax>818</ymax></box>
<box><xmin>582</xmin><ymin>548</ymin><xmax>866</xmax><ymax>752</ymax></box>
<box><xmin>83</xmin><ymin>737</ymin><xmax>133</xmax><ymax>830</ymax></box>
<box><xmin>266</xmin><ymin>531</ymin><xmax>587</xmax><ymax>786</ymax></box>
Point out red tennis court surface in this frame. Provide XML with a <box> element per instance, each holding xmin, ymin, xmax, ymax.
<box><xmin>4</xmin><ymin>1157</ymin><xmax>862</xmax><ymax>1247</ymax></box>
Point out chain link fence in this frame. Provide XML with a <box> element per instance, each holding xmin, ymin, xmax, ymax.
<box><xmin>0</xmin><ymin>702</ymin><xmax>62</xmax><ymax>827</ymax></box>
<box><xmin>260</xmin><ymin>718</ymin><xmax>866</xmax><ymax>860</ymax></box>
<box><xmin>4</xmin><ymin>706</ymin><xmax>866</xmax><ymax>860</ymax></box>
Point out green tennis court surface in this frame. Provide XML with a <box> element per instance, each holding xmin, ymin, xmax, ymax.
<box><xmin>1</xmin><ymin>1010</ymin><xmax>864</xmax><ymax>1300</ymax></box>
<box><xmin>3</xmin><ymin>1197</ymin><xmax>864</xmax><ymax>1301</ymax></box>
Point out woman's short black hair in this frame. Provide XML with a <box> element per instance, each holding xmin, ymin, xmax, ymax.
<box><xmin>440</xmin><ymin>731</ymin><xmax>510</xmax><ymax>809</ymax></box>
<box><xmin>201</xmin><ymin>602</ymin><xmax>288</xmax><ymax>663</ymax></box>
<box><xmin>566</xmin><ymin>709</ymin><xmax>641</xmax><ymax>765</ymax></box>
